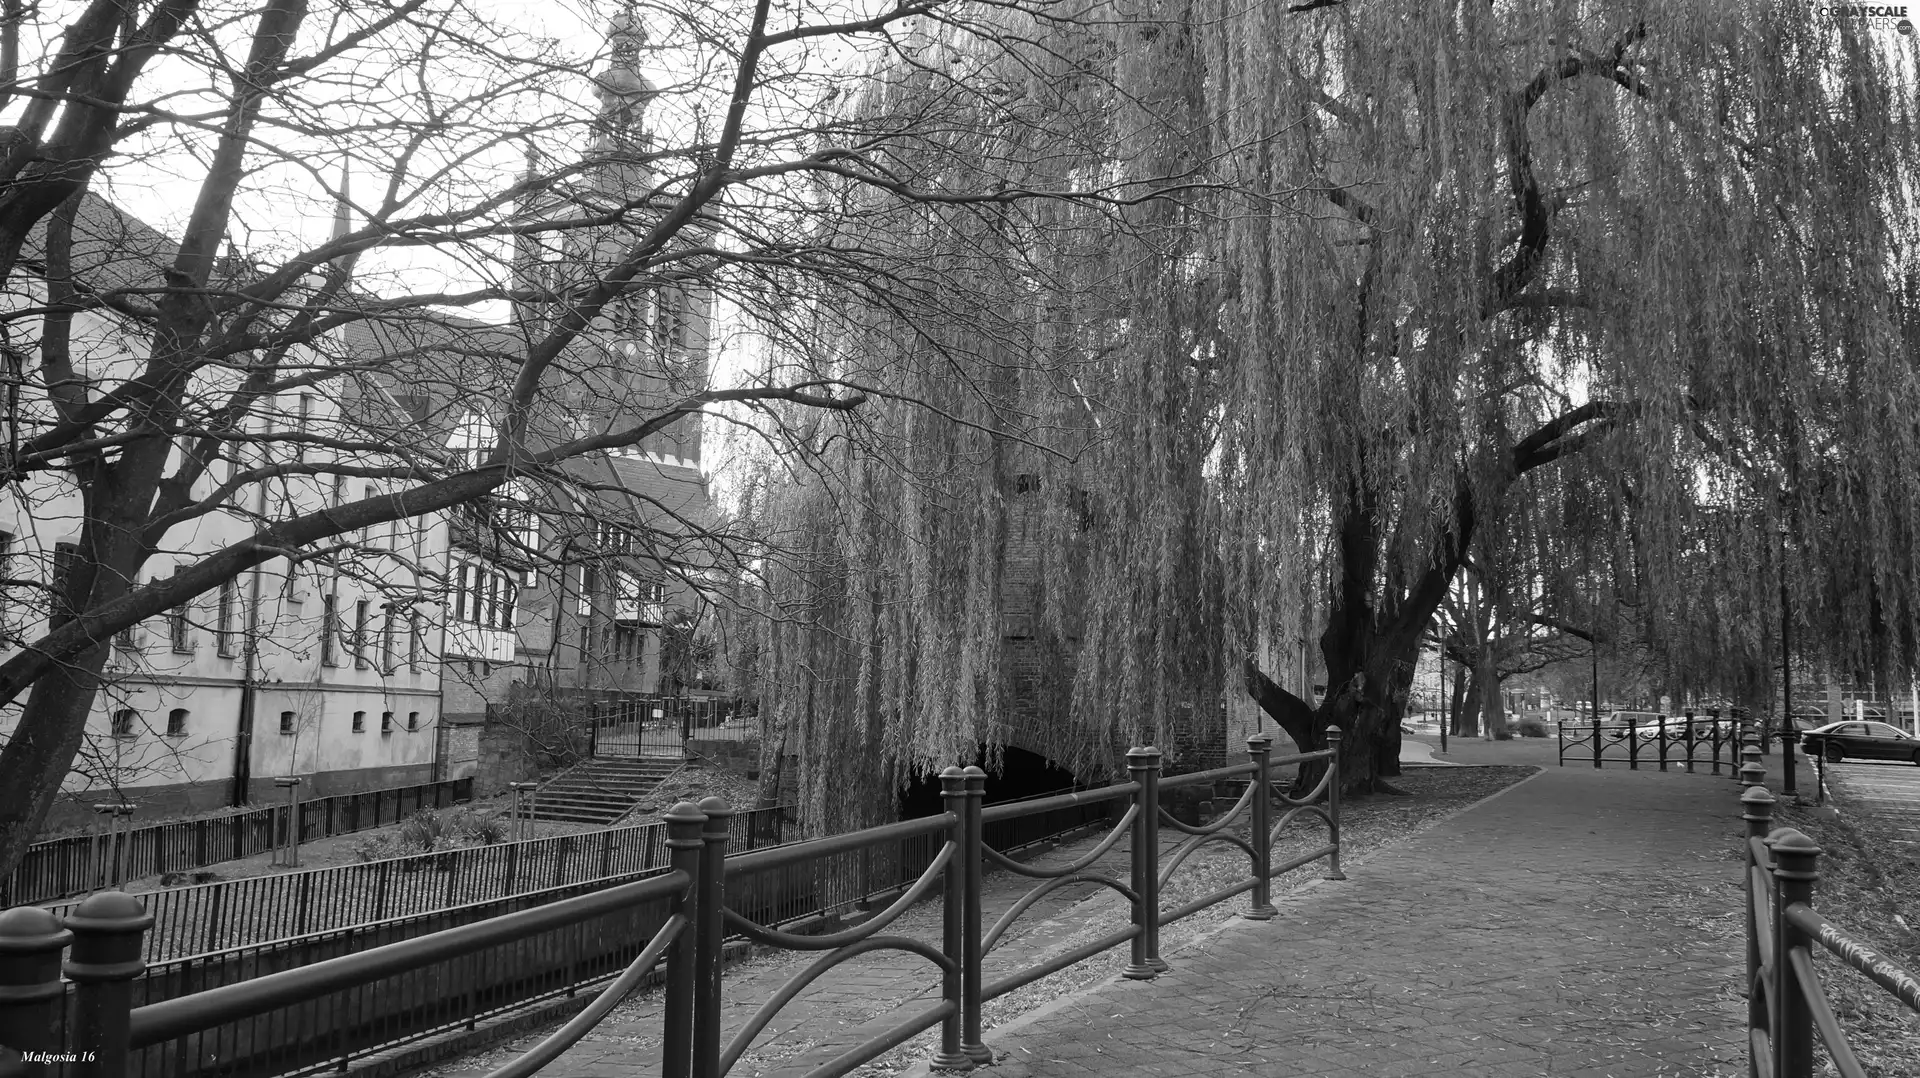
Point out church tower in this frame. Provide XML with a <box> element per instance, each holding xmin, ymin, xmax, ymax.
<box><xmin>512</xmin><ymin>5</ymin><xmax>711</xmax><ymax>469</ymax></box>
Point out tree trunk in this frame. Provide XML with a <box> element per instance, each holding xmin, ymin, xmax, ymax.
<box><xmin>1478</xmin><ymin>653</ymin><xmax>1511</xmax><ymax>740</ymax></box>
<box><xmin>1455</xmin><ymin>667</ymin><xmax>1482</xmax><ymax>738</ymax></box>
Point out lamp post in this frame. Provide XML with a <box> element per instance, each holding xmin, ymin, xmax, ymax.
<box><xmin>1779</xmin><ymin>521</ymin><xmax>1797</xmax><ymax>796</ymax></box>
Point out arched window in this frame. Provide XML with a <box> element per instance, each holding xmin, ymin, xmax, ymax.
<box><xmin>166</xmin><ymin>709</ymin><xmax>188</xmax><ymax>736</ymax></box>
<box><xmin>111</xmin><ymin>709</ymin><xmax>137</xmax><ymax>738</ymax></box>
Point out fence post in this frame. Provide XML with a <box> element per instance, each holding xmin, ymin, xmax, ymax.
<box><xmin>660</xmin><ymin>802</ymin><xmax>705</xmax><ymax>1078</ymax></box>
<box><xmin>1591</xmin><ymin>716</ymin><xmax>1602</xmax><ymax>769</ymax></box>
<box><xmin>1325</xmin><ymin>727</ymin><xmax>1347</xmax><ymax>880</ymax></box>
<box><xmin>64</xmin><ymin>891</ymin><xmax>151</xmax><ymax>1078</ymax></box>
<box><xmin>1684</xmin><ymin>709</ymin><xmax>1697</xmax><ymax>773</ymax></box>
<box><xmin>1627</xmin><ymin>716</ymin><xmax>1639</xmax><ymax>770</ymax></box>
<box><xmin>1770</xmin><ymin>829</ymin><xmax>1820</xmax><ymax>1078</ymax></box>
<box><xmin>1708</xmin><ymin>709</ymin><xmax>1724</xmax><ymax>776</ymax></box>
<box><xmin>1246</xmin><ymin>734</ymin><xmax>1276</xmax><ymax>920</ymax></box>
<box><xmin>1555</xmin><ymin>721</ymin><xmax>1564</xmax><ymax>767</ymax></box>
<box><xmin>0</xmin><ymin>907</ymin><xmax>72</xmax><ymax>1058</ymax></box>
<box><xmin>961</xmin><ymin>764</ymin><xmax>989</xmax><ymax>1065</ymax></box>
<box><xmin>1740</xmin><ymin>731</ymin><xmax>1766</xmax><ymax>789</ymax></box>
<box><xmin>1123</xmin><ymin>746</ymin><xmax>1161</xmax><ymax>980</ymax></box>
<box><xmin>930</xmin><ymin>767</ymin><xmax>971</xmax><ymax>1071</ymax></box>
<box><xmin>1656</xmin><ymin>715</ymin><xmax>1669</xmax><ymax>771</ymax></box>
<box><xmin>1739</xmin><ymin>784</ymin><xmax>1776</xmax><ymax>1056</ymax></box>
<box><xmin>692</xmin><ymin>796</ymin><xmax>731</xmax><ymax>1078</ymax></box>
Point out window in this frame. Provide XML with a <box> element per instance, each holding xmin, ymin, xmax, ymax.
<box><xmin>216</xmin><ymin>578</ymin><xmax>238</xmax><ymax>658</ymax></box>
<box><xmin>279</xmin><ymin>710</ymin><xmax>296</xmax><ymax>734</ymax></box>
<box><xmin>450</xmin><ymin>560</ymin><xmax>517</xmax><ymax>630</ymax></box>
<box><xmin>50</xmin><ymin>542</ymin><xmax>82</xmax><ymax>630</ymax></box>
<box><xmin>612</xmin><ymin>624</ymin><xmax>643</xmax><ymax>666</ymax></box>
<box><xmin>353</xmin><ymin>599</ymin><xmax>371</xmax><ymax>669</ymax></box>
<box><xmin>352</xmin><ymin>710</ymin><xmax>366</xmax><ymax>733</ymax></box>
<box><xmin>408</xmin><ymin>611</ymin><xmax>422</xmax><ymax>672</ymax></box>
<box><xmin>381</xmin><ymin>710</ymin><xmax>393</xmax><ymax>733</ymax></box>
<box><xmin>115</xmin><ymin>623</ymin><xmax>141</xmax><ymax>653</ymax></box>
<box><xmin>407</xmin><ymin>711</ymin><xmax>420</xmax><ymax>731</ymax></box>
<box><xmin>166</xmin><ymin>709</ymin><xmax>187</xmax><ymax>736</ymax></box>
<box><xmin>111</xmin><ymin>709</ymin><xmax>136</xmax><ymax>738</ymax></box>
<box><xmin>653</xmin><ymin>287</ymin><xmax>685</xmax><ymax>354</ymax></box>
<box><xmin>381</xmin><ymin>607</ymin><xmax>396</xmax><ymax>672</ymax></box>
<box><xmin>320</xmin><ymin>593</ymin><xmax>339</xmax><ymax>666</ymax></box>
<box><xmin>296</xmin><ymin>393</ymin><xmax>313</xmax><ymax>463</ymax></box>
<box><xmin>168</xmin><ymin>602</ymin><xmax>193</xmax><ymax>653</ymax></box>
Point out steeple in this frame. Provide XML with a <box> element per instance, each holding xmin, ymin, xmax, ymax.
<box><xmin>329</xmin><ymin>161</ymin><xmax>353</xmax><ymax>276</ymax></box>
<box><xmin>590</xmin><ymin>5</ymin><xmax>655</xmax><ymax>194</ymax></box>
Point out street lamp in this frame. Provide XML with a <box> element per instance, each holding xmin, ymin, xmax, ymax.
<box><xmin>1779</xmin><ymin>521</ymin><xmax>1797</xmax><ymax>796</ymax></box>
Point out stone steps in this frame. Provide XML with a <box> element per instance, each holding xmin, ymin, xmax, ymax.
<box><xmin>524</xmin><ymin>757</ymin><xmax>683</xmax><ymax>825</ymax></box>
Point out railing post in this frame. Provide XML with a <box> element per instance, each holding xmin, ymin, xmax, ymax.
<box><xmin>0</xmin><ymin>907</ymin><xmax>72</xmax><ymax>1059</ymax></box>
<box><xmin>1123</xmin><ymin>746</ymin><xmax>1161</xmax><ymax>980</ymax></box>
<box><xmin>961</xmin><ymin>764</ymin><xmax>989</xmax><ymax>1065</ymax></box>
<box><xmin>1555</xmin><ymin>721</ymin><xmax>1565</xmax><ymax>767</ymax></box>
<box><xmin>1740</xmin><ymin>731</ymin><xmax>1767</xmax><ymax>789</ymax></box>
<box><xmin>64</xmin><ymin>891</ymin><xmax>151</xmax><ymax>1078</ymax></box>
<box><xmin>692</xmin><ymin>796</ymin><xmax>731</xmax><ymax>1078</ymax></box>
<box><xmin>1709</xmin><ymin>709</ymin><xmax>1724</xmax><ymax>776</ymax></box>
<box><xmin>1325</xmin><ymin>727</ymin><xmax>1347</xmax><ymax>881</ymax></box>
<box><xmin>1656</xmin><ymin>715</ymin><xmax>1669</xmax><ymax>771</ymax></box>
<box><xmin>1591</xmin><ymin>715</ymin><xmax>1602</xmax><ymax>769</ymax></box>
<box><xmin>1684</xmin><ymin>709</ymin><xmax>1697</xmax><ymax>773</ymax></box>
<box><xmin>1739</xmin><ymin>784</ymin><xmax>1776</xmax><ymax>1061</ymax></box>
<box><xmin>1627</xmin><ymin>716</ymin><xmax>1640</xmax><ymax>770</ymax></box>
<box><xmin>1770</xmin><ymin>829</ymin><xmax>1820</xmax><ymax>1078</ymax></box>
<box><xmin>930</xmin><ymin>767</ymin><xmax>971</xmax><ymax>1071</ymax></box>
<box><xmin>1246</xmin><ymin>734</ymin><xmax>1276</xmax><ymax>920</ymax></box>
<box><xmin>660</xmin><ymin>801</ymin><xmax>705</xmax><ymax>1078</ymax></box>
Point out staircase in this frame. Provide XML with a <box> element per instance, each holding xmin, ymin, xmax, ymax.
<box><xmin>526</xmin><ymin>757</ymin><xmax>683</xmax><ymax>825</ymax></box>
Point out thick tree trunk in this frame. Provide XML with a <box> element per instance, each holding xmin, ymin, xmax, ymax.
<box><xmin>1454</xmin><ymin>667</ymin><xmax>1482</xmax><ymax>738</ymax></box>
<box><xmin>1478</xmin><ymin>653</ymin><xmax>1511</xmax><ymax>739</ymax></box>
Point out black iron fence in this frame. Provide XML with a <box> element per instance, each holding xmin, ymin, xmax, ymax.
<box><xmin>2</xmin><ymin>778</ymin><xmax>473</xmax><ymax>908</ymax></box>
<box><xmin>1738</xmin><ymin>757</ymin><xmax>1920</xmax><ymax>1076</ymax></box>
<box><xmin>40</xmin><ymin>805</ymin><xmax>784</xmax><ymax>964</ymax></box>
<box><xmin>0</xmin><ymin>731</ymin><xmax>1343</xmax><ymax>1078</ymax></box>
<box><xmin>1555</xmin><ymin>711</ymin><xmax>1742</xmax><ymax>772</ymax></box>
<box><xmin>585</xmin><ymin>695</ymin><xmax>735</xmax><ymax>757</ymax></box>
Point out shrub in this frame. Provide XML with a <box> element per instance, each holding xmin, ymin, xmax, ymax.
<box><xmin>1516</xmin><ymin>718</ymin><xmax>1549</xmax><ymax>738</ymax></box>
<box><xmin>398</xmin><ymin>808</ymin><xmax>452</xmax><ymax>852</ymax></box>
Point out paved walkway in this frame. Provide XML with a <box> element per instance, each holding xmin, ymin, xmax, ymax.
<box><xmin>954</xmin><ymin>761</ymin><xmax>1746</xmax><ymax>1078</ymax></box>
<box><xmin>435</xmin><ymin>743</ymin><xmax>1750</xmax><ymax>1078</ymax></box>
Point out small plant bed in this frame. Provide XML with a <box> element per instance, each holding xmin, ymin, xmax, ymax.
<box><xmin>1768</xmin><ymin>794</ymin><xmax>1920</xmax><ymax>1078</ymax></box>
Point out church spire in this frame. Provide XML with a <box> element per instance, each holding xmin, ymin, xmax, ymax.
<box><xmin>329</xmin><ymin>160</ymin><xmax>353</xmax><ymax>276</ymax></box>
<box><xmin>590</xmin><ymin>4</ymin><xmax>655</xmax><ymax>193</ymax></box>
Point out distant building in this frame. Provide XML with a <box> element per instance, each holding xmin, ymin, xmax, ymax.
<box><xmin>0</xmin><ymin>196</ymin><xmax>448</xmax><ymax>826</ymax></box>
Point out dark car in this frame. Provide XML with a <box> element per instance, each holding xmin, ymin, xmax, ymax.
<box><xmin>1798</xmin><ymin>721</ymin><xmax>1920</xmax><ymax>765</ymax></box>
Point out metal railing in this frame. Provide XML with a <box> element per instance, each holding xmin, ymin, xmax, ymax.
<box><xmin>40</xmin><ymin>805</ymin><xmax>784</xmax><ymax>964</ymax></box>
<box><xmin>1555</xmin><ymin>711</ymin><xmax>1740</xmax><ymax>773</ymax></box>
<box><xmin>0</xmin><ymin>731</ymin><xmax>1343</xmax><ymax>1078</ymax></box>
<box><xmin>585</xmin><ymin>695</ymin><xmax>734</xmax><ymax>757</ymax></box>
<box><xmin>2</xmin><ymin>777</ymin><xmax>473</xmax><ymax>908</ymax></box>
<box><xmin>1739</xmin><ymin>759</ymin><xmax>1920</xmax><ymax>1076</ymax></box>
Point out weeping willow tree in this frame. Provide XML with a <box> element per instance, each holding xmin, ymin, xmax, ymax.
<box><xmin>737</xmin><ymin>0</ymin><xmax>1919</xmax><ymax>825</ymax></box>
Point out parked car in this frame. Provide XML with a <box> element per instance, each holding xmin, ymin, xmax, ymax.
<box><xmin>1601</xmin><ymin>711</ymin><xmax>1665</xmax><ymax>741</ymax></box>
<box><xmin>1798</xmin><ymin>721</ymin><xmax>1920</xmax><ymax>765</ymax></box>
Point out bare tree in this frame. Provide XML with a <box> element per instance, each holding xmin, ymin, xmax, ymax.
<box><xmin>0</xmin><ymin>0</ymin><xmax>1182</xmax><ymax>875</ymax></box>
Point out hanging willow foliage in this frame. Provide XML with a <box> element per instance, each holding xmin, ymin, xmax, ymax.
<box><xmin>740</xmin><ymin>0</ymin><xmax>1918</xmax><ymax>827</ymax></box>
